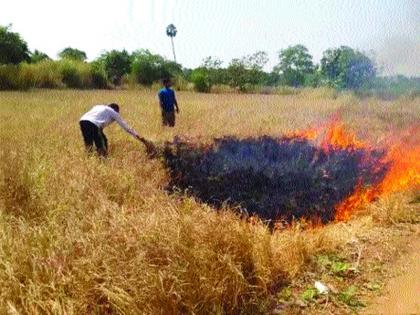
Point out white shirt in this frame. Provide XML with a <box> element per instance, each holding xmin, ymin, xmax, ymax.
<box><xmin>80</xmin><ymin>105</ymin><xmax>138</xmax><ymax>138</ymax></box>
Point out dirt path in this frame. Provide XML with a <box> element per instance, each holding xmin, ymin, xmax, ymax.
<box><xmin>363</xmin><ymin>236</ymin><xmax>420</xmax><ymax>315</ymax></box>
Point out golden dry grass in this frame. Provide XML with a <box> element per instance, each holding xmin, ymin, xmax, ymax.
<box><xmin>0</xmin><ymin>89</ymin><xmax>419</xmax><ymax>314</ymax></box>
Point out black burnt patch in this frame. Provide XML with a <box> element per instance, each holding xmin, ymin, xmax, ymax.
<box><xmin>163</xmin><ymin>136</ymin><xmax>389</xmax><ymax>223</ymax></box>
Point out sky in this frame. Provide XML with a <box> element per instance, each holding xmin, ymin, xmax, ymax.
<box><xmin>1</xmin><ymin>0</ymin><xmax>419</xmax><ymax>76</ymax></box>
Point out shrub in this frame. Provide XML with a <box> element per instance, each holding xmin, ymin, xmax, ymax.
<box><xmin>190</xmin><ymin>69</ymin><xmax>211</xmax><ymax>93</ymax></box>
<box><xmin>89</xmin><ymin>61</ymin><xmax>109</xmax><ymax>89</ymax></box>
<box><xmin>0</xmin><ymin>64</ymin><xmax>20</xmax><ymax>89</ymax></box>
<box><xmin>28</xmin><ymin>60</ymin><xmax>62</xmax><ymax>88</ymax></box>
<box><xmin>0</xmin><ymin>64</ymin><xmax>34</xmax><ymax>90</ymax></box>
<box><xmin>60</xmin><ymin>60</ymin><xmax>83</xmax><ymax>88</ymax></box>
<box><xmin>131</xmin><ymin>49</ymin><xmax>182</xmax><ymax>86</ymax></box>
<box><xmin>59</xmin><ymin>60</ymin><xmax>98</xmax><ymax>89</ymax></box>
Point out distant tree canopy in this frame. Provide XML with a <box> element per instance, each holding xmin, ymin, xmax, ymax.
<box><xmin>97</xmin><ymin>50</ymin><xmax>131</xmax><ymax>85</ymax></box>
<box><xmin>0</xmin><ymin>25</ymin><xmax>408</xmax><ymax>93</ymax></box>
<box><xmin>58</xmin><ymin>47</ymin><xmax>87</xmax><ymax>62</ymax></box>
<box><xmin>321</xmin><ymin>46</ymin><xmax>376</xmax><ymax>89</ymax></box>
<box><xmin>30</xmin><ymin>50</ymin><xmax>50</xmax><ymax>63</ymax></box>
<box><xmin>131</xmin><ymin>49</ymin><xmax>182</xmax><ymax>85</ymax></box>
<box><xmin>0</xmin><ymin>25</ymin><xmax>30</xmax><ymax>64</ymax></box>
<box><xmin>227</xmin><ymin>51</ymin><xmax>269</xmax><ymax>91</ymax></box>
<box><xmin>275</xmin><ymin>45</ymin><xmax>314</xmax><ymax>87</ymax></box>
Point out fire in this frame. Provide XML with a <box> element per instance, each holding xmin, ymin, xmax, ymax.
<box><xmin>332</xmin><ymin>127</ymin><xmax>419</xmax><ymax>221</ymax></box>
<box><xmin>285</xmin><ymin>127</ymin><xmax>321</xmax><ymax>141</ymax></box>
<box><xmin>165</xmin><ymin>118</ymin><xmax>418</xmax><ymax>224</ymax></box>
<box><xmin>321</xmin><ymin>121</ymin><xmax>366</xmax><ymax>152</ymax></box>
<box><xmin>292</xmin><ymin>119</ymin><xmax>419</xmax><ymax>222</ymax></box>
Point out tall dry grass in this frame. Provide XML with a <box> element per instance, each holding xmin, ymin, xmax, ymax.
<box><xmin>0</xmin><ymin>90</ymin><xmax>418</xmax><ymax>314</ymax></box>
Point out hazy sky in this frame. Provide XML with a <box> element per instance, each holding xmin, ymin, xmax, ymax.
<box><xmin>1</xmin><ymin>0</ymin><xmax>419</xmax><ymax>76</ymax></box>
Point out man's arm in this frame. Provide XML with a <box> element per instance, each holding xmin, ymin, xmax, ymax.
<box><xmin>158</xmin><ymin>91</ymin><xmax>164</xmax><ymax>110</ymax></box>
<box><xmin>111</xmin><ymin>111</ymin><xmax>141</xmax><ymax>139</ymax></box>
<box><xmin>174</xmin><ymin>93</ymin><xmax>179</xmax><ymax>113</ymax></box>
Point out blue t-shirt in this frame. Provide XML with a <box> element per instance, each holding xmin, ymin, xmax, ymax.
<box><xmin>158</xmin><ymin>88</ymin><xmax>176</xmax><ymax>112</ymax></box>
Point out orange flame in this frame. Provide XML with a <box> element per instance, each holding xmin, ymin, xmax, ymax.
<box><xmin>334</xmin><ymin>128</ymin><xmax>420</xmax><ymax>221</ymax></box>
<box><xmin>284</xmin><ymin>127</ymin><xmax>321</xmax><ymax>141</ymax></box>
<box><xmin>321</xmin><ymin>121</ymin><xmax>366</xmax><ymax>152</ymax></box>
<box><xmin>288</xmin><ymin>119</ymin><xmax>419</xmax><ymax>222</ymax></box>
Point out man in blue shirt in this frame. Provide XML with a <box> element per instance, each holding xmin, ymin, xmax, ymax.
<box><xmin>158</xmin><ymin>78</ymin><xmax>179</xmax><ymax>127</ymax></box>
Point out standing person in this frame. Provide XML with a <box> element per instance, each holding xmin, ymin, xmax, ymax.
<box><xmin>158</xmin><ymin>78</ymin><xmax>179</xmax><ymax>127</ymax></box>
<box><xmin>79</xmin><ymin>103</ymin><xmax>143</xmax><ymax>156</ymax></box>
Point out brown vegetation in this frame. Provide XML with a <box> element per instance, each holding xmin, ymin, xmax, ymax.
<box><xmin>0</xmin><ymin>90</ymin><xmax>418</xmax><ymax>314</ymax></box>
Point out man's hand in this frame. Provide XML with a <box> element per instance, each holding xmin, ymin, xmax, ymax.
<box><xmin>176</xmin><ymin>107</ymin><xmax>180</xmax><ymax>114</ymax></box>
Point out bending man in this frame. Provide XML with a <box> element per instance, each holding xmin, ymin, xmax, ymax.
<box><xmin>79</xmin><ymin>103</ymin><xmax>142</xmax><ymax>156</ymax></box>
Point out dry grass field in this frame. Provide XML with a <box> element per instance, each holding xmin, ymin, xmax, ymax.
<box><xmin>0</xmin><ymin>89</ymin><xmax>419</xmax><ymax>314</ymax></box>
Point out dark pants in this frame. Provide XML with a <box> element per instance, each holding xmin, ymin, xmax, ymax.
<box><xmin>79</xmin><ymin>120</ymin><xmax>108</xmax><ymax>155</ymax></box>
<box><xmin>162</xmin><ymin>110</ymin><xmax>175</xmax><ymax>127</ymax></box>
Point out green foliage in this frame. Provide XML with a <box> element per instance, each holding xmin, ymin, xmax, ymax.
<box><xmin>320</xmin><ymin>46</ymin><xmax>375</xmax><ymax>89</ymax></box>
<box><xmin>1</xmin><ymin>59</ymin><xmax>108</xmax><ymax>89</ymax></box>
<box><xmin>277</xmin><ymin>287</ymin><xmax>293</xmax><ymax>301</ymax></box>
<box><xmin>0</xmin><ymin>25</ymin><xmax>30</xmax><ymax>64</ymax></box>
<box><xmin>190</xmin><ymin>68</ymin><xmax>211</xmax><ymax>92</ymax></box>
<box><xmin>58</xmin><ymin>47</ymin><xmax>87</xmax><ymax>62</ymax></box>
<box><xmin>97</xmin><ymin>50</ymin><xmax>131</xmax><ymax>85</ymax></box>
<box><xmin>131</xmin><ymin>49</ymin><xmax>182</xmax><ymax>85</ymax></box>
<box><xmin>275</xmin><ymin>45</ymin><xmax>314</xmax><ymax>87</ymax></box>
<box><xmin>301</xmin><ymin>287</ymin><xmax>318</xmax><ymax>301</ymax></box>
<box><xmin>60</xmin><ymin>60</ymin><xmax>83</xmax><ymax>88</ymax></box>
<box><xmin>361</xmin><ymin>75</ymin><xmax>420</xmax><ymax>99</ymax></box>
<box><xmin>30</xmin><ymin>50</ymin><xmax>50</xmax><ymax>63</ymax></box>
<box><xmin>22</xmin><ymin>61</ymin><xmax>62</xmax><ymax>88</ymax></box>
<box><xmin>316</xmin><ymin>254</ymin><xmax>350</xmax><ymax>276</ymax></box>
<box><xmin>226</xmin><ymin>52</ymin><xmax>269</xmax><ymax>91</ymax></box>
<box><xmin>200</xmin><ymin>56</ymin><xmax>229</xmax><ymax>87</ymax></box>
<box><xmin>89</xmin><ymin>61</ymin><xmax>109</xmax><ymax>89</ymax></box>
<box><xmin>338</xmin><ymin>285</ymin><xmax>364</xmax><ymax>307</ymax></box>
<box><xmin>0</xmin><ymin>65</ymin><xmax>26</xmax><ymax>90</ymax></box>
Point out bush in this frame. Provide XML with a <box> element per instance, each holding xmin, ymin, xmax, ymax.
<box><xmin>131</xmin><ymin>49</ymin><xmax>182</xmax><ymax>86</ymax></box>
<box><xmin>0</xmin><ymin>65</ymin><xmax>20</xmax><ymax>89</ymax></box>
<box><xmin>190</xmin><ymin>69</ymin><xmax>211</xmax><ymax>93</ymax></box>
<box><xmin>90</xmin><ymin>68</ymin><xmax>108</xmax><ymax>89</ymax></box>
<box><xmin>60</xmin><ymin>61</ymin><xmax>83</xmax><ymax>88</ymax></box>
<box><xmin>0</xmin><ymin>64</ymin><xmax>34</xmax><ymax>90</ymax></box>
<box><xmin>59</xmin><ymin>60</ymin><xmax>101</xmax><ymax>89</ymax></box>
<box><xmin>25</xmin><ymin>61</ymin><xmax>62</xmax><ymax>88</ymax></box>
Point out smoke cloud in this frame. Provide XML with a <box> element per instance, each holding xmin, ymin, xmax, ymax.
<box><xmin>375</xmin><ymin>0</ymin><xmax>419</xmax><ymax>76</ymax></box>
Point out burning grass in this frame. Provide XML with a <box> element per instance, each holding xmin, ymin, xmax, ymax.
<box><xmin>0</xmin><ymin>90</ymin><xmax>419</xmax><ymax>314</ymax></box>
<box><xmin>163</xmin><ymin>132</ymin><xmax>389</xmax><ymax>224</ymax></box>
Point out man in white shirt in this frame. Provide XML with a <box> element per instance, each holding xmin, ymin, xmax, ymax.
<box><xmin>79</xmin><ymin>103</ymin><xmax>143</xmax><ymax>156</ymax></box>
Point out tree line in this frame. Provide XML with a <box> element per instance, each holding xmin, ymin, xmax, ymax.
<box><xmin>1</xmin><ymin>24</ymin><xmax>418</xmax><ymax>95</ymax></box>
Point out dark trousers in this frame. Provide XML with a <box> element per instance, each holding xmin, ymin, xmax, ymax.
<box><xmin>161</xmin><ymin>110</ymin><xmax>175</xmax><ymax>127</ymax></box>
<box><xmin>79</xmin><ymin>120</ymin><xmax>108</xmax><ymax>155</ymax></box>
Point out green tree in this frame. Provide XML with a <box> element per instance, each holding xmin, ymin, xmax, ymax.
<box><xmin>227</xmin><ymin>51</ymin><xmax>269</xmax><ymax>91</ymax></box>
<box><xmin>30</xmin><ymin>50</ymin><xmax>50</xmax><ymax>63</ymax></box>
<box><xmin>190</xmin><ymin>68</ymin><xmax>211</xmax><ymax>92</ymax></box>
<box><xmin>227</xmin><ymin>58</ymin><xmax>248</xmax><ymax>91</ymax></box>
<box><xmin>0</xmin><ymin>25</ymin><xmax>30</xmax><ymax>64</ymax></box>
<box><xmin>131</xmin><ymin>49</ymin><xmax>182</xmax><ymax>85</ymax></box>
<box><xmin>200</xmin><ymin>56</ymin><xmax>228</xmax><ymax>87</ymax></box>
<box><xmin>98</xmin><ymin>50</ymin><xmax>131</xmax><ymax>85</ymax></box>
<box><xmin>58</xmin><ymin>47</ymin><xmax>87</xmax><ymax>62</ymax></box>
<box><xmin>275</xmin><ymin>45</ymin><xmax>314</xmax><ymax>87</ymax></box>
<box><xmin>320</xmin><ymin>46</ymin><xmax>376</xmax><ymax>89</ymax></box>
